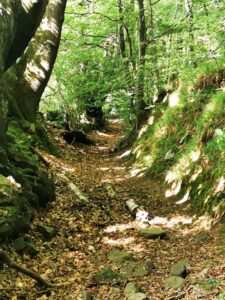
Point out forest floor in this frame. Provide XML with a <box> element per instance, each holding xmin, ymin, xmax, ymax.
<box><xmin>1</xmin><ymin>120</ymin><xmax>225</xmax><ymax>300</ymax></box>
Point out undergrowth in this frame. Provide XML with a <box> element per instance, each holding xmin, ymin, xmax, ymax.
<box><xmin>133</xmin><ymin>59</ymin><xmax>225</xmax><ymax>218</ymax></box>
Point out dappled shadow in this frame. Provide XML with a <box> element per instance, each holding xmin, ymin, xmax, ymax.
<box><xmin>3</xmin><ymin>120</ymin><xmax>225</xmax><ymax>299</ymax></box>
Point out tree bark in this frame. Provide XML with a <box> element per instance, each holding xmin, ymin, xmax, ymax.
<box><xmin>184</xmin><ymin>0</ymin><xmax>195</xmax><ymax>65</ymax></box>
<box><xmin>6</xmin><ymin>0</ymin><xmax>67</xmax><ymax>122</ymax></box>
<box><xmin>118</xmin><ymin>0</ymin><xmax>126</xmax><ymax>58</ymax></box>
<box><xmin>135</xmin><ymin>0</ymin><xmax>148</xmax><ymax>129</ymax></box>
<box><xmin>0</xmin><ymin>0</ymin><xmax>48</xmax><ymax>164</ymax></box>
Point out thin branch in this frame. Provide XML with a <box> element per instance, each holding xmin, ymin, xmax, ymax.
<box><xmin>0</xmin><ymin>249</ymin><xmax>71</xmax><ymax>288</ymax></box>
<box><xmin>65</xmin><ymin>11</ymin><xmax>120</xmax><ymax>22</ymax></box>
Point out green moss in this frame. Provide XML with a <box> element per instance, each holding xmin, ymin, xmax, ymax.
<box><xmin>133</xmin><ymin>64</ymin><xmax>225</xmax><ymax>217</ymax></box>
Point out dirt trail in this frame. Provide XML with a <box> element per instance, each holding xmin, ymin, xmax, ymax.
<box><xmin>1</xmin><ymin>121</ymin><xmax>225</xmax><ymax>300</ymax></box>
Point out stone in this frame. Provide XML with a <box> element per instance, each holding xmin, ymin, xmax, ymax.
<box><xmin>93</xmin><ymin>268</ymin><xmax>124</xmax><ymax>284</ymax></box>
<box><xmin>192</xmin><ymin>232</ymin><xmax>208</xmax><ymax>244</ymax></box>
<box><xmin>113</xmin><ymin>287</ymin><xmax>121</xmax><ymax>294</ymax></box>
<box><xmin>37</xmin><ymin>224</ymin><xmax>57</xmax><ymax>240</ymax></box>
<box><xmin>13</xmin><ymin>237</ymin><xmax>26</xmax><ymax>251</ymax></box>
<box><xmin>78</xmin><ymin>290</ymin><xmax>93</xmax><ymax>300</ymax></box>
<box><xmin>133</xmin><ymin>266</ymin><xmax>150</xmax><ymax>277</ymax></box>
<box><xmin>124</xmin><ymin>282</ymin><xmax>140</xmax><ymax>297</ymax></box>
<box><xmin>128</xmin><ymin>293</ymin><xmax>148</xmax><ymax>300</ymax></box>
<box><xmin>107</xmin><ymin>250</ymin><xmax>135</xmax><ymax>264</ymax></box>
<box><xmin>170</xmin><ymin>260</ymin><xmax>190</xmax><ymax>278</ymax></box>
<box><xmin>139</xmin><ymin>228</ymin><xmax>167</xmax><ymax>239</ymax></box>
<box><xmin>145</xmin><ymin>260</ymin><xmax>156</xmax><ymax>272</ymax></box>
<box><xmin>32</xmin><ymin>171</ymin><xmax>56</xmax><ymax>206</ymax></box>
<box><xmin>165</xmin><ymin>276</ymin><xmax>185</xmax><ymax>289</ymax></box>
<box><xmin>25</xmin><ymin>242</ymin><xmax>38</xmax><ymax>258</ymax></box>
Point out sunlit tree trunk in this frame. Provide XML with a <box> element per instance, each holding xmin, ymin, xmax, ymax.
<box><xmin>0</xmin><ymin>0</ymin><xmax>48</xmax><ymax>164</ymax></box>
<box><xmin>6</xmin><ymin>0</ymin><xmax>67</xmax><ymax>122</ymax></box>
<box><xmin>148</xmin><ymin>0</ymin><xmax>160</xmax><ymax>103</ymax></box>
<box><xmin>135</xmin><ymin>0</ymin><xmax>148</xmax><ymax>129</ymax></box>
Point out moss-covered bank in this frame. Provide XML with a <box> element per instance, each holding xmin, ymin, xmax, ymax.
<box><xmin>132</xmin><ymin>60</ymin><xmax>225</xmax><ymax>220</ymax></box>
<box><xmin>0</xmin><ymin>118</ymin><xmax>56</xmax><ymax>241</ymax></box>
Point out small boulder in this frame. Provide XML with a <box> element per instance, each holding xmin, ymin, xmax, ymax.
<box><xmin>77</xmin><ymin>290</ymin><xmax>93</xmax><ymax>300</ymax></box>
<box><xmin>192</xmin><ymin>232</ymin><xmax>208</xmax><ymax>244</ymax></box>
<box><xmin>123</xmin><ymin>262</ymin><xmax>150</xmax><ymax>277</ymax></box>
<box><xmin>139</xmin><ymin>228</ymin><xmax>167</xmax><ymax>239</ymax></box>
<box><xmin>25</xmin><ymin>241</ymin><xmax>38</xmax><ymax>258</ymax></box>
<box><xmin>13</xmin><ymin>237</ymin><xmax>26</xmax><ymax>251</ymax></box>
<box><xmin>128</xmin><ymin>293</ymin><xmax>148</xmax><ymax>300</ymax></box>
<box><xmin>170</xmin><ymin>260</ymin><xmax>190</xmax><ymax>278</ymax></box>
<box><xmin>37</xmin><ymin>224</ymin><xmax>57</xmax><ymax>240</ymax></box>
<box><xmin>133</xmin><ymin>266</ymin><xmax>150</xmax><ymax>277</ymax></box>
<box><xmin>165</xmin><ymin>276</ymin><xmax>185</xmax><ymax>289</ymax></box>
<box><xmin>108</xmin><ymin>250</ymin><xmax>135</xmax><ymax>264</ymax></box>
<box><xmin>145</xmin><ymin>260</ymin><xmax>156</xmax><ymax>272</ymax></box>
<box><xmin>93</xmin><ymin>268</ymin><xmax>123</xmax><ymax>284</ymax></box>
<box><xmin>124</xmin><ymin>282</ymin><xmax>140</xmax><ymax>297</ymax></box>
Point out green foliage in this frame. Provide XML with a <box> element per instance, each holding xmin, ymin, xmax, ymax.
<box><xmin>40</xmin><ymin>0</ymin><xmax>225</xmax><ymax>217</ymax></box>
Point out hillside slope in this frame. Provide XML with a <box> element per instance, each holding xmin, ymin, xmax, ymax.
<box><xmin>132</xmin><ymin>60</ymin><xmax>225</xmax><ymax>221</ymax></box>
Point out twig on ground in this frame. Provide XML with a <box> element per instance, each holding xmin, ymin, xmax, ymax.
<box><xmin>0</xmin><ymin>249</ymin><xmax>72</xmax><ymax>288</ymax></box>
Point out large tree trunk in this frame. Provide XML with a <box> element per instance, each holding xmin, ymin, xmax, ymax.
<box><xmin>0</xmin><ymin>0</ymin><xmax>48</xmax><ymax>164</ymax></box>
<box><xmin>6</xmin><ymin>0</ymin><xmax>67</xmax><ymax>122</ymax></box>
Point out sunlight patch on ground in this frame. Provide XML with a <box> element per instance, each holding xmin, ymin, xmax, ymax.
<box><xmin>149</xmin><ymin>215</ymin><xmax>193</xmax><ymax>228</ymax></box>
<box><xmin>214</xmin><ymin>177</ymin><xmax>225</xmax><ymax>194</ymax></box>
<box><xmin>102</xmin><ymin>237</ymin><xmax>135</xmax><ymax>246</ymax></box>
<box><xmin>192</xmin><ymin>215</ymin><xmax>213</xmax><ymax>231</ymax></box>
<box><xmin>109</xmin><ymin>119</ymin><xmax>122</xmax><ymax>124</ymax></box>
<box><xmin>133</xmin><ymin>145</ymin><xmax>142</xmax><ymax>158</ymax></box>
<box><xmin>130</xmin><ymin>167</ymin><xmax>146</xmax><ymax>177</ymax></box>
<box><xmin>99</xmin><ymin>167</ymin><xmax>110</xmax><ymax>171</ymax></box>
<box><xmin>176</xmin><ymin>188</ymin><xmax>191</xmax><ymax>204</ymax></box>
<box><xmin>96</xmin><ymin>146</ymin><xmax>109</xmax><ymax>151</ymax></box>
<box><xmin>104</xmin><ymin>223</ymin><xmax>134</xmax><ymax>233</ymax></box>
<box><xmin>33</xmin><ymin>147</ymin><xmax>75</xmax><ymax>172</ymax></box>
<box><xmin>168</xmin><ymin>91</ymin><xmax>180</xmax><ymax>107</ymax></box>
<box><xmin>96</xmin><ymin>131</ymin><xmax>112</xmax><ymax>137</ymax></box>
<box><xmin>118</xmin><ymin>150</ymin><xmax>131</xmax><ymax>159</ymax></box>
<box><xmin>138</xmin><ymin>124</ymin><xmax>148</xmax><ymax>138</ymax></box>
<box><xmin>113</xmin><ymin>166</ymin><xmax>125</xmax><ymax>171</ymax></box>
<box><xmin>101</xmin><ymin>173</ymin><xmax>131</xmax><ymax>183</ymax></box>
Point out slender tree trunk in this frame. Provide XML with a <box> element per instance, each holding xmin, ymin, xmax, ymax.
<box><xmin>135</xmin><ymin>0</ymin><xmax>148</xmax><ymax>129</ymax></box>
<box><xmin>118</xmin><ymin>0</ymin><xmax>126</xmax><ymax>58</ymax></box>
<box><xmin>184</xmin><ymin>0</ymin><xmax>195</xmax><ymax>65</ymax></box>
<box><xmin>148</xmin><ymin>0</ymin><xmax>160</xmax><ymax>103</ymax></box>
<box><xmin>6</xmin><ymin>0</ymin><xmax>67</xmax><ymax>122</ymax></box>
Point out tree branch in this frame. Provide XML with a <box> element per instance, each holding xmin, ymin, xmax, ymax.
<box><xmin>0</xmin><ymin>249</ymin><xmax>72</xmax><ymax>288</ymax></box>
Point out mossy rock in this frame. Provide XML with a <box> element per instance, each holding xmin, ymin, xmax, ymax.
<box><xmin>0</xmin><ymin>175</ymin><xmax>32</xmax><ymax>239</ymax></box>
<box><xmin>123</xmin><ymin>262</ymin><xmax>150</xmax><ymax>277</ymax></box>
<box><xmin>93</xmin><ymin>268</ymin><xmax>124</xmax><ymax>284</ymax></box>
<box><xmin>128</xmin><ymin>293</ymin><xmax>148</xmax><ymax>300</ymax></box>
<box><xmin>192</xmin><ymin>232</ymin><xmax>208</xmax><ymax>244</ymax></box>
<box><xmin>37</xmin><ymin>223</ymin><xmax>57</xmax><ymax>240</ymax></box>
<box><xmin>165</xmin><ymin>276</ymin><xmax>185</xmax><ymax>289</ymax></box>
<box><xmin>13</xmin><ymin>237</ymin><xmax>26</xmax><ymax>251</ymax></box>
<box><xmin>170</xmin><ymin>260</ymin><xmax>190</xmax><ymax>278</ymax></box>
<box><xmin>139</xmin><ymin>228</ymin><xmax>167</xmax><ymax>239</ymax></box>
<box><xmin>32</xmin><ymin>171</ymin><xmax>55</xmax><ymax>206</ymax></box>
<box><xmin>124</xmin><ymin>282</ymin><xmax>142</xmax><ymax>297</ymax></box>
<box><xmin>107</xmin><ymin>250</ymin><xmax>135</xmax><ymax>264</ymax></box>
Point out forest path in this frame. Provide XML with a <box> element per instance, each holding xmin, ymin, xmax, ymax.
<box><xmin>2</xmin><ymin>121</ymin><xmax>225</xmax><ymax>299</ymax></box>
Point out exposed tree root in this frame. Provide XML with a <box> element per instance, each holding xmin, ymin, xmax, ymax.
<box><xmin>0</xmin><ymin>250</ymin><xmax>72</xmax><ymax>288</ymax></box>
